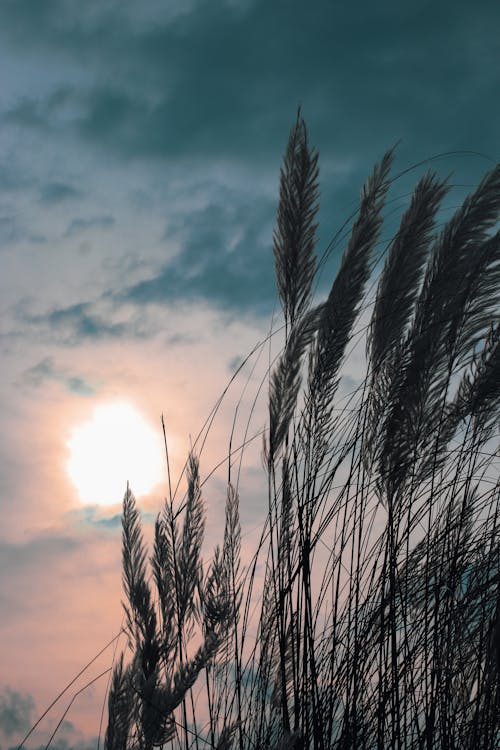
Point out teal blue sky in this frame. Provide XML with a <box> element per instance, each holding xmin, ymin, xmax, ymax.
<box><xmin>0</xmin><ymin>0</ymin><xmax>498</xmax><ymax>322</ymax></box>
<box><xmin>0</xmin><ymin>0</ymin><xmax>499</xmax><ymax>745</ymax></box>
<box><xmin>1</xmin><ymin>0</ymin><xmax>499</xmax><ymax>314</ymax></box>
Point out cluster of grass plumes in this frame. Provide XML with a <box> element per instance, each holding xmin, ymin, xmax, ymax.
<box><xmin>104</xmin><ymin>456</ymin><xmax>243</xmax><ymax>750</ymax></box>
<box><xmin>105</xmin><ymin>113</ymin><xmax>500</xmax><ymax>750</ymax></box>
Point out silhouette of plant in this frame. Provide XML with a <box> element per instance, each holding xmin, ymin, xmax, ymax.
<box><xmin>105</xmin><ymin>112</ymin><xmax>500</xmax><ymax>750</ymax></box>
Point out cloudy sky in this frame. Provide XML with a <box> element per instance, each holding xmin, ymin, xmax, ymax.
<box><xmin>0</xmin><ymin>0</ymin><xmax>499</xmax><ymax>747</ymax></box>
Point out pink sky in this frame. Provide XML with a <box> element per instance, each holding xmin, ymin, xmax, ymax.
<box><xmin>1</xmin><ymin>304</ymin><xmax>272</xmax><ymax>747</ymax></box>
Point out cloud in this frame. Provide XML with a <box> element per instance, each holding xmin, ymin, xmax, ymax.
<box><xmin>65</xmin><ymin>376</ymin><xmax>95</xmax><ymax>396</ymax></box>
<box><xmin>22</xmin><ymin>357</ymin><xmax>96</xmax><ymax>395</ymax></box>
<box><xmin>46</xmin><ymin>302</ymin><xmax>124</xmax><ymax>339</ymax></box>
<box><xmin>39</xmin><ymin>182</ymin><xmax>81</xmax><ymax>205</ymax></box>
<box><xmin>67</xmin><ymin>504</ymin><xmax>156</xmax><ymax>531</ymax></box>
<box><xmin>63</xmin><ymin>215</ymin><xmax>115</xmax><ymax>237</ymax></box>
<box><xmin>22</xmin><ymin>356</ymin><xmax>57</xmax><ymax>384</ymax></box>
<box><xmin>0</xmin><ymin>163</ymin><xmax>30</xmax><ymax>192</ymax></box>
<box><xmin>13</xmin><ymin>295</ymin><xmax>169</xmax><ymax>346</ymax></box>
<box><xmin>0</xmin><ymin>691</ymin><xmax>97</xmax><ymax>750</ymax></box>
<box><xmin>76</xmin><ymin>86</ymin><xmax>145</xmax><ymax>145</ymax></box>
<box><xmin>1</xmin><ymin>0</ymin><xmax>498</xmax><ymax>170</ymax></box>
<box><xmin>2</xmin><ymin>85</ymin><xmax>79</xmax><ymax>141</ymax></box>
<box><xmin>20</xmin><ymin>302</ymin><xmax>128</xmax><ymax>344</ymax></box>
<box><xmin>0</xmin><ymin>687</ymin><xmax>34</xmax><ymax>738</ymax></box>
<box><xmin>3</xmin><ymin>97</ymin><xmax>48</xmax><ymax>129</ymax></box>
<box><xmin>228</xmin><ymin>354</ymin><xmax>244</xmax><ymax>372</ymax></box>
<box><xmin>0</xmin><ymin>216</ymin><xmax>46</xmax><ymax>246</ymax></box>
<box><xmin>68</xmin><ymin>506</ymin><xmax>123</xmax><ymax>530</ymax></box>
<box><xmin>0</xmin><ymin>535</ymin><xmax>79</xmax><ymax>573</ymax></box>
<box><xmin>121</xmin><ymin>193</ymin><xmax>276</xmax><ymax>314</ymax></box>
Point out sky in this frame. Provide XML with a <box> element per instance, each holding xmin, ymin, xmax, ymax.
<box><xmin>0</xmin><ymin>0</ymin><xmax>499</xmax><ymax>747</ymax></box>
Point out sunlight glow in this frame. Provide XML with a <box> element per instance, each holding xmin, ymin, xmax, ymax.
<box><xmin>67</xmin><ymin>402</ymin><xmax>165</xmax><ymax>506</ymax></box>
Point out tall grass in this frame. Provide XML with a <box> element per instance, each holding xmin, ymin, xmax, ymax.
<box><xmin>105</xmin><ymin>114</ymin><xmax>500</xmax><ymax>750</ymax></box>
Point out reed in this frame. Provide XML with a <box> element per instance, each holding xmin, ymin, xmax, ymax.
<box><xmin>104</xmin><ymin>113</ymin><xmax>500</xmax><ymax>750</ymax></box>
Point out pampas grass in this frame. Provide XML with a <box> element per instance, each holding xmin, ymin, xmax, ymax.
<box><xmin>99</xmin><ymin>113</ymin><xmax>500</xmax><ymax>749</ymax></box>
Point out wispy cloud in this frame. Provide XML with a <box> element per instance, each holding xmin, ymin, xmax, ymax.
<box><xmin>18</xmin><ymin>302</ymin><xmax>129</xmax><ymax>344</ymax></box>
<box><xmin>39</xmin><ymin>182</ymin><xmax>82</xmax><ymax>205</ymax></box>
<box><xmin>22</xmin><ymin>356</ymin><xmax>96</xmax><ymax>395</ymax></box>
<box><xmin>3</xmin><ymin>97</ymin><xmax>48</xmax><ymax>129</ymax></box>
<box><xmin>121</xmin><ymin>195</ymin><xmax>276</xmax><ymax>314</ymax></box>
<box><xmin>0</xmin><ymin>216</ymin><xmax>46</xmax><ymax>246</ymax></box>
<box><xmin>0</xmin><ymin>685</ymin><xmax>97</xmax><ymax>749</ymax></box>
<box><xmin>67</xmin><ymin>504</ymin><xmax>156</xmax><ymax>531</ymax></box>
<box><xmin>0</xmin><ymin>687</ymin><xmax>34</xmax><ymax>738</ymax></box>
<box><xmin>63</xmin><ymin>215</ymin><xmax>115</xmax><ymax>237</ymax></box>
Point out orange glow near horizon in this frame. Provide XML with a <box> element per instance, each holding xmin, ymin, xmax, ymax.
<box><xmin>67</xmin><ymin>402</ymin><xmax>165</xmax><ymax>506</ymax></box>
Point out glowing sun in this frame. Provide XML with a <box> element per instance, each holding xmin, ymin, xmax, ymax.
<box><xmin>67</xmin><ymin>402</ymin><xmax>165</xmax><ymax>506</ymax></box>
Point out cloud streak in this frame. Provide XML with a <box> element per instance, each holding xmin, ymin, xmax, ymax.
<box><xmin>0</xmin><ymin>687</ymin><xmax>34</xmax><ymax>738</ymax></box>
<box><xmin>22</xmin><ymin>357</ymin><xmax>96</xmax><ymax>395</ymax></box>
<box><xmin>63</xmin><ymin>215</ymin><xmax>115</xmax><ymax>237</ymax></box>
<box><xmin>121</xmin><ymin>197</ymin><xmax>276</xmax><ymax>314</ymax></box>
<box><xmin>18</xmin><ymin>302</ymin><xmax>130</xmax><ymax>344</ymax></box>
<box><xmin>39</xmin><ymin>182</ymin><xmax>82</xmax><ymax>205</ymax></box>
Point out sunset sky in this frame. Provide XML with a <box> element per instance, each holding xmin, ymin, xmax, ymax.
<box><xmin>0</xmin><ymin>1</ymin><xmax>499</xmax><ymax>748</ymax></box>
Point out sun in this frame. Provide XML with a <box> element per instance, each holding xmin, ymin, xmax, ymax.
<box><xmin>67</xmin><ymin>402</ymin><xmax>165</xmax><ymax>506</ymax></box>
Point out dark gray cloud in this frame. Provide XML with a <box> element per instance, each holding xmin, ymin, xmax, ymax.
<box><xmin>1</xmin><ymin>0</ymin><xmax>497</xmax><ymax>319</ymax></box>
<box><xmin>63</xmin><ymin>215</ymin><xmax>115</xmax><ymax>237</ymax></box>
<box><xmin>39</xmin><ymin>182</ymin><xmax>81</xmax><ymax>205</ymax></box>
<box><xmin>68</xmin><ymin>505</ymin><xmax>122</xmax><ymax>530</ymax></box>
<box><xmin>2</xmin><ymin>85</ymin><xmax>77</xmax><ymax>135</ymax></box>
<box><xmin>21</xmin><ymin>302</ymin><xmax>127</xmax><ymax>344</ymax></box>
<box><xmin>0</xmin><ymin>164</ymin><xmax>30</xmax><ymax>192</ymax></box>
<box><xmin>228</xmin><ymin>354</ymin><xmax>244</xmax><ymax>372</ymax></box>
<box><xmin>3</xmin><ymin>97</ymin><xmax>48</xmax><ymax>129</ymax></box>
<box><xmin>0</xmin><ymin>700</ymin><xmax>98</xmax><ymax>750</ymax></box>
<box><xmin>46</xmin><ymin>302</ymin><xmax>125</xmax><ymax>339</ymax></box>
<box><xmin>14</xmin><ymin>298</ymin><xmax>163</xmax><ymax>346</ymax></box>
<box><xmin>0</xmin><ymin>216</ymin><xmax>46</xmax><ymax>246</ymax></box>
<box><xmin>0</xmin><ymin>216</ymin><xmax>23</xmax><ymax>245</ymax></box>
<box><xmin>65</xmin><ymin>376</ymin><xmax>95</xmax><ymax>396</ymax></box>
<box><xmin>0</xmin><ymin>535</ymin><xmax>79</xmax><ymax>572</ymax></box>
<box><xmin>23</xmin><ymin>356</ymin><xmax>58</xmax><ymax>384</ymax></box>
<box><xmin>1</xmin><ymin>0</ymin><xmax>497</xmax><ymax>167</ymax></box>
<box><xmin>0</xmin><ymin>687</ymin><xmax>34</xmax><ymax>738</ymax></box>
<box><xmin>122</xmin><ymin>194</ymin><xmax>277</xmax><ymax>314</ymax></box>
<box><xmin>22</xmin><ymin>357</ymin><xmax>95</xmax><ymax>395</ymax></box>
<box><xmin>68</xmin><ymin>505</ymin><xmax>155</xmax><ymax>531</ymax></box>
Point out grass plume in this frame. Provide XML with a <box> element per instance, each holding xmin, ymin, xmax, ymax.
<box><xmin>99</xmin><ymin>117</ymin><xmax>500</xmax><ymax>750</ymax></box>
